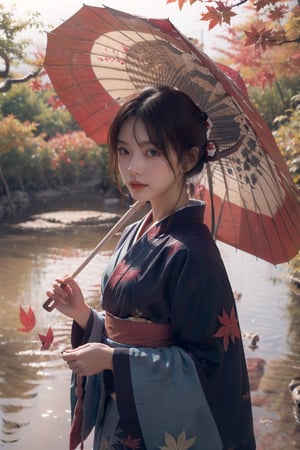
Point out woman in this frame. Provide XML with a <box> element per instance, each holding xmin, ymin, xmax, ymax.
<box><xmin>47</xmin><ymin>86</ymin><xmax>256</xmax><ymax>450</ymax></box>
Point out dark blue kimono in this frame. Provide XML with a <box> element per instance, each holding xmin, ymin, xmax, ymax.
<box><xmin>70</xmin><ymin>201</ymin><xmax>256</xmax><ymax>450</ymax></box>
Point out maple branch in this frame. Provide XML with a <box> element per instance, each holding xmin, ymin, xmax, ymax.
<box><xmin>0</xmin><ymin>68</ymin><xmax>41</xmax><ymax>93</ymax></box>
<box><xmin>276</xmin><ymin>36</ymin><xmax>300</xmax><ymax>45</ymax></box>
<box><xmin>231</xmin><ymin>0</ymin><xmax>249</xmax><ymax>8</ymax></box>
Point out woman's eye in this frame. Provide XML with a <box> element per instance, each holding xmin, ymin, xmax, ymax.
<box><xmin>147</xmin><ymin>148</ymin><xmax>161</xmax><ymax>157</ymax></box>
<box><xmin>117</xmin><ymin>147</ymin><xmax>129</xmax><ymax>156</ymax></box>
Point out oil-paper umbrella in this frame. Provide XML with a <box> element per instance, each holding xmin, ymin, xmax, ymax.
<box><xmin>44</xmin><ymin>5</ymin><xmax>300</xmax><ymax>266</ymax></box>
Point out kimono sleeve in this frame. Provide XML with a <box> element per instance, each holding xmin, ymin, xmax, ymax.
<box><xmin>70</xmin><ymin>310</ymin><xmax>106</xmax><ymax>445</ymax></box>
<box><xmin>165</xmin><ymin>229</ymin><xmax>255</xmax><ymax>449</ymax></box>
<box><xmin>112</xmin><ymin>345</ymin><xmax>223</xmax><ymax>450</ymax></box>
<box><xmin>168</xmin><ymin>231</ymin><xmax>235</xmax><ymax>376</ymax></box>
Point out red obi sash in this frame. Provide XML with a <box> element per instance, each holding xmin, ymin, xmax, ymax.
<box><xmin>105</xmin><ymin>311</ymin><xmax>173</xmax><ymax>347</ymax></box>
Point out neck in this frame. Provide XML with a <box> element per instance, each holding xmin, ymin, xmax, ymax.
<box><xmin>151</xmin><ymin>189</ymin><xmax>190</xmax><ymax>223</ymax></box>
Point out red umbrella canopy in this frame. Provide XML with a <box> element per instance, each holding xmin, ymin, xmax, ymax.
<box><xmin>44</xmin><ymin>5</ymin><xmax>300</xmax><ymax>264</ymax></box>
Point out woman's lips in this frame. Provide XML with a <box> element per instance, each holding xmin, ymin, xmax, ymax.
<box><xmin>129</xmin><ymin>182</ymin><xmax>147</xmax><ymax>191</ymax></box>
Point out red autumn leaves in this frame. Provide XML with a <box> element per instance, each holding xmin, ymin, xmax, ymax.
<box><xmin>18</xmin><ymin>306</ymin><xmax>36</xmax><ymax>332</ymax></box>
<box><xmin>214</xmin><ymin>306</ymin><xmax>241</xmax><ymax>351</ymax></box>
<box><xmin>18</xmin><ymin>305</ymin><xmax>54</xmax><ymax>350</ymax></box>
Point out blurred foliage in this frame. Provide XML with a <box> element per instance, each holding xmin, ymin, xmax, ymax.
<box><xmin>213</xmin><ymin>3</ymin><xmax>300</xmax><ymax>90</ymax></box>
<box><xmin>273</xmin><ymin>105</ymin><xmax>300</xmax><ymax>188</ymax></box>
<box><xmin>273</xmin><ymin>100</ymin><xmax>300</xmax><ymax>271</ymax></box>
<box><xmin>0</xmin><ymin>2</ymin><xmax>42</xmax><ymax>69</ymax></box>
<box><xmin>0</xmin><ymin>115</ymin><xmax>110</xmax><ymax>195</ymax></box>
<box><xmin>0</xmin><ymin>83</ymin><xmax>77</xmax><ymax>138</ymax></box>
<box><xmin>248</xmin><ymin>75</ymin><xmax>300</xmax><ymax>129</ymax></box>
<box><xmin>45</xmin><ymin>132</ymin><xmax>110</xmax><ymax>190</ymax></box>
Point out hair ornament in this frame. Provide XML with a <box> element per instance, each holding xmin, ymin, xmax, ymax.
<box><xmin>206</xmin><ymin>141</ymin><xmax>217</xmax><ymax>158</ymax></box>
<box><xmin>205</xmin><ymin>117</ymin><xmax>213</xmax><ymax>139</ymax></box>
<box><xmin>204</xmin><ymin>116</ymin><xmax>217</xmax><ymax>159</ymax></box>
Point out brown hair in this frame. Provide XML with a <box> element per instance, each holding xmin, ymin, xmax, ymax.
<box><xmin>108</xmin><ymin>85</ymin><xmax>208</xmax><ymax>186</ymax></box>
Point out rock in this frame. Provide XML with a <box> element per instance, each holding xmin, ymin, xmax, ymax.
<box><xmin>9</xmin><ymin>210</ymin><xmax>120</xmax><ymax>231</ymax></box>
<box><xmin>290</xmin><ymin>271</ymin><xmax>300</xmax><ymax>297</ymax></box>
<box><xmin>289</xmin><ymin>379</ymin><xmax>300</xmax><ymax>409</ymax></box>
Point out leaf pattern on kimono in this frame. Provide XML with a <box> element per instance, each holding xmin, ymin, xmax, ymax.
<box><xmin>159</xmin><ymin>430</ymin><xmax>196</xmax><ymax>450</ymax></box>
<box><xmin>18</xmin><ymin>305</ymin><xmax>36</xmax><ymax>332</ymax></box>
<box><xmin>213</xmin><ymin>306</ymin><xmax>241</xmax><ymax>351</ymax></box>
<box><xmin>38</xmin><ymin>326</ymin><xmax>54</xmax><ymax>350</ymax></box>
<box><xmin>146</xmin><ymin>223</ymin><xmax>161</xmax><ymax>241</ymax></box>
<box><xmin>123</xmin><ymin>434</ymin><xmax>142</xmax><ymax>449</ymax></box>
<box><xmin>109</xmin><ymin>260</ymin><xmax>140</xmax><ymax>289</ymax></box>
<box><xmin>167</xmin><ymin>239</ymin><xmax>183</xmax><ymax>258</ymax></box>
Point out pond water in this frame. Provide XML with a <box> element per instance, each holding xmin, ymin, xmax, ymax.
<box><xmin>0</xmin><ymin>194</ymin><xmax>299</xmax><ymax>449</ymax></box>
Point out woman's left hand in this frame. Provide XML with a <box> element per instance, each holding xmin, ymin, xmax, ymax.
<box><xmin>62</xmin><ymin>342</ymin><xmax>114</xmax><ymax>376</ymax></box>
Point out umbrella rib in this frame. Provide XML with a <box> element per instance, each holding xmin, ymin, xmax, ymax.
<box><xmin>259</xmin><ymin>157</ymin><xmax>293</xmax><ymax>260</ymax></box>
<box><xmin>206</xmin><ymin>162</ymin><xmax>216</xmax><ymax>236</ymax></box>
<box><xmin>230</xmin><ymin>162</ymin><xmax>262</xmax><ymax>259</ymax></box>
<box><xmin>86</xmin><ymin>5</ymin><xmax>150</xmax><ymax>47</ymax></box>
<box><xmin>86</xmin><ymin>4</ymin><xmax>171</xmax><ymax>59</ymax></box>
<box><xmin>215</xmin><ymin>159</ymin><xmax>240</xmax><ymax>245</ymax></box>
<box><xmin>237</xmin><ymin>148</ymin><xmax>289</xmax><ymax>263</ymax></box>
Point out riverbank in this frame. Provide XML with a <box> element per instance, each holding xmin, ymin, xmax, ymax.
<box><xmin>0</xmin><ymin>187</ymin><xmax>126</xmax><ymax>231</ymax></box>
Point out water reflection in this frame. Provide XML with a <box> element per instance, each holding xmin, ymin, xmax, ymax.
<box><xmin>0</xmin><ymin>201</ymin><xmax>300</xmax><ymax>449</ymax></box>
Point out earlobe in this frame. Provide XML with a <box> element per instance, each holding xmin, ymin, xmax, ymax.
<box><xmin>185</xmin><ymin>146</ymin><xmax>200</xmax><ymax>172</ymax></box>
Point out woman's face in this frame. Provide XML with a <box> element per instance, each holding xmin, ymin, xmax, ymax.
<box><xmin>117</xmin><ymin>118</ymin><xmax>185</xmax><ymax>215</ymax></box>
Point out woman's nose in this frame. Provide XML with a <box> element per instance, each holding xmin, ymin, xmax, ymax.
<box><xmin>128</xmin><ymin>154</ymin><xmax>142</xmax><ymax>175</ymax></box>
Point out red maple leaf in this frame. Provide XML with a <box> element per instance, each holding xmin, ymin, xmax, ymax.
<box><xmin>215</xmin><ymin>1</ymin><xmax>236</xmax><ymax>25</ymax></box>
<box><xmin>109</xmin><ymin>260</ymin><xmax>140</xmax><ymax>289</ymax></box>
<box><xmin>166</xmin><ymin>0</ymin><xmax>188</xmax><ymax>9</ymax></box>
<box><xmin>123</xmin><ymin>435</ymin><xmax>142</xmax><ymax>450</ymax></box>
<box><xmin>18</xmin><ymin>306</ymin><xmax>36</xmax><ymax>332</ymax></box>
<box><xmin>147</xmin><ymin>223</ymin><xmax>161</xmax><ymax>241</ymax></box>
<box><xmin>244</xmin><ymin>25</ymin><xmax>260</xmax><ymax>47</ymax></box>
<box><xmin>255</xmin><ymin>0</ymin><xmax>278</xmax><ymax>11</ymax></box>
<box><xmin>213</xmin><ymin>306</ymin><xmax>241</xmax><ymax>351</ymax></box>
<box><xmin>268</xmin><ymin>5</ymin><xmax>289</xmax><ymax>21</ymax></box>
<box><xmin>201</xmin><ymin>3</ymin><xmax>236</xmax><ymax>30</ymax></box>
<box><xmin>168</xmin><ymin>239</ymin><xmax>183</xmax><ymax>258</ymax></box>
<box><xmin>48</xmin><ymin>96</ymin><xmax>64</xmax><ymax>109</ymax></box>
<box><xmin>38</xmin><ymin>326</ymin><xmax>54</xmax><ymax>350</ymax></box>
<box><xmin>201</xmin><ymin>6</ymin><xmax>222</xmax><ymax>30</ymax></box>
<box><xmin>30</xmin><ymin>78</ymin><xmax>43</xmax><ymax>92</ymax></box>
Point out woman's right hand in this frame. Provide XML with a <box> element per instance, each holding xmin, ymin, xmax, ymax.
<box><xmin>46</xmin><ymin>275</ymin><xmax>91</xmax><ymax>329</ymax></box>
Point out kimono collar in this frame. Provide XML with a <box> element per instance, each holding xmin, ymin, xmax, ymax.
<box><xmin>136</xmin><ymin>200</ymin><xmax>206</xmax><ymax>241</ymax></box>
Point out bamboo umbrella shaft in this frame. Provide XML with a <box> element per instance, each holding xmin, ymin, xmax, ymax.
<box><xmin>43</xmin><ymin>201</ymin><xmax>144</xmax><ymax>312</ymax></box>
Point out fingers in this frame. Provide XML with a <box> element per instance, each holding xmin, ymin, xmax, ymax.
<box><xmin>61</xmin><ymin>343</ymin><xmax>90</xmax><ymax>360</ymax></box>
<box><xmin>62</xmin><ymin>349</ymin><xmax>87</xmax><ymax>376</ymax></box>
<box><xmin>46</xmin><ymin>285</ymin><xmax>67</xmax><ymax>307</ymax></box>
<box><xmin>46</xmin><ymin>275</ymin><xmax>72</xmax><ymax>304</ymax></box>
<box><xmin>61</xmin><ymin>349</ymin><xmax>78</xmax><ymax>360</ymax></box>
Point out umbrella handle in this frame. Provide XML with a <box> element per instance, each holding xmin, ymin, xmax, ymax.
<box><xmin>42</xmin><ymin>201</ymin><xmax>144</xmax><ymax>312</ymax></box>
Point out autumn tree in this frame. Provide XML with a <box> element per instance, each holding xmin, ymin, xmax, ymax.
<box><xmin>168</xmin><ymin>1</ymin><xmax>300</xmax><ymax>124</ymax></box>
<box><xmin>0</xmin><ymin>81</ymin><xmax>77</xmax><ymax>138</ymax></box>
<box><xmin>167</xmin><ymin>0</ymin><xmax>300</xmax><ymax>50</ymax></box>
<box><xmin>273</xmin><ymin>96</ymin><xmax>300</xmax><ymax>187</ymax></box>
<box><xmin>0</xmin><ymin>115</ymin><xmax>45</xmax><ymax>208</ymax></box>
<box><xmin>0</xmin><ymin>2</ymin><xmax>43</xmax><ymax>93</ymax></box>
<box><xmin>211</xmin><ymin>2</ymin><xmax>300</xmax><ymax>87</ymax></box>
